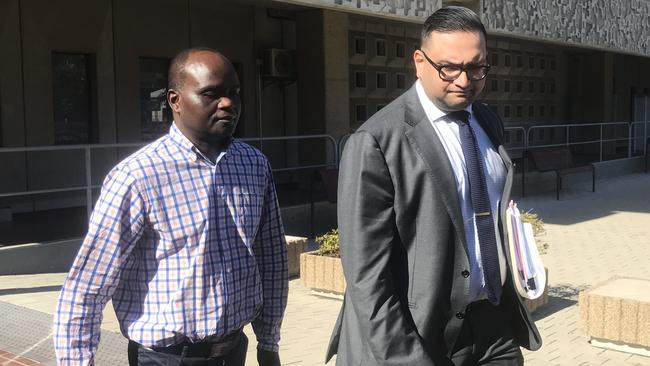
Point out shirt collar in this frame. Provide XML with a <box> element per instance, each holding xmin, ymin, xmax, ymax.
<box><xmin>415</xmin><ymin>79</ymin><xmax>474</xmax><ymax>124</ymax></box>
<box><xmin>168</xmin><ymin>122</ymin><xmax>235</xmax><ymax>164</ymax></box>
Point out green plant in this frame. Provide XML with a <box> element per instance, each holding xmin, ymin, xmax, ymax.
<box><xmin>316</xmin><ymin>229</ymin><xmax>340</xmax><ymax>256</ymax></box>
<box><xmin>521</xmin><ymin>210</ymin><xmax>548</xmax><ymax>254</ymax></box>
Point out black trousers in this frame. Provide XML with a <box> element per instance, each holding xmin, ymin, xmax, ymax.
<box><xmin>450</xmin><ymin>300</ymin><xmax>524</xmax><ymax>366</ymax></box>
<box><xmin>128</xmin><ymin>334</ymin><xmax>248</xmax><ymax>366</ymax></box>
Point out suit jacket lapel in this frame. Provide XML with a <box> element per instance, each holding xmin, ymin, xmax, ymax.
<box><xmin>403</xmin><ymin>87</ymin><xmax>468</xmax><ymax>255</ymax></box>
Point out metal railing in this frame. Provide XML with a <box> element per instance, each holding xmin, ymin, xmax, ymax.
<box><xmin>240</xmin><ymin>134</ymin><xmax>338</xmax><ymax>172</ymax></box>
<box><xmin>526</xmin><ymin>122</ymin><xmax>632</xmax><ymax>162</ymax></box>
<box><xmin>504</xmin><ymin>127</ymin><xmax>526</xmax><ymax>158</ymax></box>
<box><xmin>0</xmin><ymin>135</ymin><xmax>338</xmax><ymax>219</ymax></box>
<box><xmin>1</xmin><ymin>122</ymin><xmax>649</xmax><ymax>218</ymax></box>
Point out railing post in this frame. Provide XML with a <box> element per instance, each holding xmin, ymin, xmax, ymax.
<box><xmin>600</xmin><ymin>124</ymin><xmax>603</xmax><ymax>162</ymax></box>
<box><xmin>643</xmin><ymin>120</ymin><xmax>648</xmax><ymax>156</ymax></box>
<box><xmin>628</xmin><ymin>122</ymin><xmax>633</xmax><ymax>159</ymax></box>
<box><xmin>85</xmin><ymin>146</ymin><xmax>93</xmax><ymax>220</ymax></box>
<box><xmin>566</xmin><ymin>125</ymin><xmax>570</xmax><ymax>146</ymax></box>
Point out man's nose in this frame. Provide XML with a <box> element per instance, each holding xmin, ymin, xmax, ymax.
<box><xmin>218</xmin><ymin>96</ymin><xmax>235</xmax><ymax>109</ymax></box>
<box><xmin>454</xmin><ymin>70</ymin><xmax>472</xmax><ymax>88</ymax></box>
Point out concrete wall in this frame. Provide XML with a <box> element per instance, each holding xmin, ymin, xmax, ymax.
<box><xmin>482</xmin><ymin>0</ymin><xmax>650</xmax><ymax>58</ymax></box>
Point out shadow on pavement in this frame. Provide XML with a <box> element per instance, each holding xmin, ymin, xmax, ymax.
<box><xmin>532</xmin><ymin>283</ymin><xmax>589</xmax><ymax>321</ymax></box>
<box><xmin>0</xmin><ymin>285</ymin><xmax>62</xmax><ymax>296</ymax></box>
<box><xmin>518</xmin><ymin>173</ymin><xmax>650</xmax><ymax>226</ymax></box>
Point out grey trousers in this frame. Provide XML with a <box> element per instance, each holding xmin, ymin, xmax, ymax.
<box><xmin>450</xmin><ymin>300</ymin><xmax>524</xmax><ymax>366</ymax></box>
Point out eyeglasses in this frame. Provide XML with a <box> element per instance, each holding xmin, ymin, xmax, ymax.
<box><xmin>420</xmin><ymin>49</ymin><xmax>491</xmax><ymax>81</ymax></box>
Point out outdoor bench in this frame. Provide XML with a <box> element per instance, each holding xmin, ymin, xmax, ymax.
<box><xmin>525</xmin><ymin>146</ymin><xmax>595</xmax><ymax>200</ymax></box>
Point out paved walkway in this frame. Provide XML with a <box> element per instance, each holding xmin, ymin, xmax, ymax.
<box><xmin>1</xmin><ymin>173</ymin><xmax>650</xmax><ymax>365</ymax></box>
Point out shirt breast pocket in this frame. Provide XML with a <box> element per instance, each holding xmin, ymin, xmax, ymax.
<box><xmin>232</xmin><ymin>191</ymin><xmax>265</xmax><ymax>244</ymax></box>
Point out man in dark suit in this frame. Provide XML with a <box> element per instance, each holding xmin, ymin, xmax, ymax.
<box><xmin>326</xmin><ymin>6</ymin><xmax>541</xmax><ymax>366</ymax></box>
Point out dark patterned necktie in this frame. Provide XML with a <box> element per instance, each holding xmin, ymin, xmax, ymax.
<box><xmin>448</xmin><ymin>110</ymin><xmax>502</xmax><ymax>305</ymax></box>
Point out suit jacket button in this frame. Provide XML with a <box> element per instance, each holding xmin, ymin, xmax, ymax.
<box><xmin>461</xmin><ymin>270</ymin><xmax>470</xmax><ymax>278</ymax></box>
<box><xmin>455</xmin><ymin>312</ymin><xmax>465</xmax><ymax>319</ymax></box>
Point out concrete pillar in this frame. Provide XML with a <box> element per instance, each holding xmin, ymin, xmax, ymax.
<box><xmin>0</xmin><ymin>0</ymin><xmax>28</xmax><ymax>198</ymax></box>
<box><xmin>603</xmin><ymin>52</ymin><xmax>614</xmax><ymax>122</ymax></box>
<box><xmin>323</xmin><ymin>10</ymin><xmax>350</xmax><ymax>141</ymax></box>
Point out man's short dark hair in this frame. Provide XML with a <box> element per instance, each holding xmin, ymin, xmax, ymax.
<box><xmin>421</xmin><ymin>6</ymin><xmax>487</xmax><ymax>46</ymax></box>
<box><xmin>168</xmin><ymin>47</ymin><xmax>222</xmax><ymax>91</ymax></box>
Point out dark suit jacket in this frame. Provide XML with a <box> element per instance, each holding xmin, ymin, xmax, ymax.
<box><xmin>326</xmin><ymin>86</ymin><xmax>541</xmax><ymax>365</ymax></box>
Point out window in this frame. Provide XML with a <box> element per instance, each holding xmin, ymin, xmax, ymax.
<box><xmin>376</xmin><ymin>39</ymin><xmax>386</xmax><ymax>56</ymax></box>
<box><xmin>355</xmin><ymin>37</ymin><xmax>366</xmax><ymax>54</ymax></box>
<box><xmin>516</xmin><ymin>105</ymin><xmax>523</xmax><ymax>118</ymax></box>
<box><xmin>540</xmin><ymin>58</ymin><xmax>546</xmax><ymax>70</ymax></box>
<box><xmin>140</xmin><ymin>57</ymin><xmax>171</xmax><ymax>141</ymax></box>
<box><xmin>355</xmin><ymin>104</ymin><xmax>367</xmax><ymax>122</ymax></box>
<box><xmin>491</xmin><ymin>79</ymin><xmax>498</xmax><ymax>92</ymax></box>
<box><xmin>516</xmin><ymin>81</ymin><xmax>523</xmax><ymax>93</ymax></box>
<box><xmin>516</xmin><ymin>55</ymin><xmax>523</xmax><ymax>68</ymax></box>
<box><xmin>504</xmin><ymin>54</ymin><xmax>511</xmax><ymax>67</ymax></box>
<box><xmin>539</xmin><ymin>105</ymin><xmax>545</xmax><ymax>117</ymax></box>
<box><xmin>396</xmin><ymin>73</ymin><xmax>406</xmax><ymax>89</ymax></box>
<box><xmin>528</xmin><ymin>105</ymin><xmax>535</xmax><ymax>117</ymax></box>
<box><xmin>504</xmin><ymin>80</ymin><xmax>511</xmax><ymax>93</ymax></box>
<box><xmin>529</xmin><ymin>56</ymin><xmax>535</xmax><ymax>69</ymax></box>
<box><xmin>504</xmin><ymin>105</ymin><xmax>511</xmax><ymax>118</ymax></box>
<box><xmin>539</xmin><ymin>82</ymin><xmax>545</xmax><ymax>93</ymax></box>
<box><xmin>491</xmin><ymin>53</ymin><xmax>499</xmax><ymax>66</ymax></box>
<box><xmin>529</xmin><ymin>81</ymin><xmax>535</xmax><ymax>93</ymax></box>
<box><xmin>354</xmin><ymin>71</ymin><xmax>367</xmax><ymax>88</ymax></box>
<box><xmin>376</xmin><ymin>72</ymin><xmax>387</xmax><ymax>89</ymax></box>
<box><xmin>52</xmin><ymin>52</ymin><xmax>94</xmax><ymax>144</ymax></box>
<box><xmin>395</xmin><ymin>42</ymin><xmax>405</xmax><ymax>58</ymax></box>
<box><xmin>550</xmin><ymin>82</ymin><xmax>556</xmax><ymax>94</ymax></box>
<box><xmin>550</xmin><ymin>59</ymin><xmax>556</xmax><ymax>70</ymax></box>
<box><xmin>550</xmin><ymin>105</ymin><xmax>556</xmax><ymax>116</ymax></box>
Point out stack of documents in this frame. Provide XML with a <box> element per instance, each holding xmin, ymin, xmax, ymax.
<box><xmin>505</xmin><ymin>201</ymin><xmax>546</xmax><ymax>300</ymax></box>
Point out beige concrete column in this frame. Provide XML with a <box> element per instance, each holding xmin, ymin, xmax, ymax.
<box><xmin>603</xmin><ymin>52</ymin><xmax>614</xmax><ymax>122</ymax></box>
<box><xmin>322</xmin><ymin>10</ymin><xmax>349</xmax><ymax>142</ymax></box>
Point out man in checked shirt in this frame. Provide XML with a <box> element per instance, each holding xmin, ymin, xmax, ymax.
<box><xmin>54</xmin><ymin>48</ymin><xmax>288</xmax><ymax>366</ymax></box>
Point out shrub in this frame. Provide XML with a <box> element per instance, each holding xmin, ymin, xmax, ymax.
<box><xmin>316</xmin><ymin>229</ymin><xmax>340</xmax><ymax>257</ymax></box>
<box><xmin>521</xmin><ymin>210</ymin><xmax>548</xmax><ymax>254</ymax></box>
<box><xmin>314</xmin><ymin>210</ymin><xmax>547</xmax><ymax>256</ymax></box>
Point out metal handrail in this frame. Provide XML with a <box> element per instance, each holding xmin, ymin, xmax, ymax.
<box><xmin>337</xmin><ymin>133</ymin><xmax>352</xmax><ymax>162</ymax></box>
<box><xmin>0</xmin><ymin>134</ymin><xmax>339</xmax><ymax>218</ymax></box>
<box><xmin>504</xmin><ymin>126</ymin><xmax>527</xmax><ymax>153</ymax></box>
<box><xmin>526</xmin><ymin>122</ymin><xmax>631</xmax><ymax>162</ymax></box>
<box><xmin>2</xmin><ymin>121</ymin><xmax>649</xmax><ymax>215</ymax></box>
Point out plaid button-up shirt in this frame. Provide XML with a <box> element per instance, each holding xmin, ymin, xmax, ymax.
<box><xmin>54</xmin><ymin>124</ymin><xmax>288</xmax><ymax>365</ymax></box>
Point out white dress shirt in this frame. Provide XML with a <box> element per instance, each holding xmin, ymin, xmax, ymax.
<box><xmin>415</xmin><ymin>80</ymin><xmax>507</xmax><ymax>303</ymax></box>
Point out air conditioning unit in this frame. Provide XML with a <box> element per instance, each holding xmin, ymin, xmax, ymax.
<box><xmin>262</xmin><ymin>48</ymin><xmax>295</xmax><ymax>79</ymax></box>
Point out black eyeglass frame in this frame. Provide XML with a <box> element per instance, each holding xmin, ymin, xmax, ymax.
<box><xmin>420</xmin><ymin>49</ymin><xmax>491</xmax><ymax>82</ymax></box>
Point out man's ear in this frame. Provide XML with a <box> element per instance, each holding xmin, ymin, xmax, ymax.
<box><xmin>413</xmin><ymin>50</ymin><xmax>425</xmax><ymax>79</ymax></box>
<box><xmin>167</xmin><ymin>89</ymin><xmax>181</xmax><ymax>113</ymax></box>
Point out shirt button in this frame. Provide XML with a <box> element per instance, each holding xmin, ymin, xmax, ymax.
<box><xmin>455</xmin><ymin>312</ymin><xmax>465</xmax><ymax>319</ymax></box>
<box><xmin>461</xmin><ymin>270</ymin><xmax>470</xmax><ymax>278</ymax></box>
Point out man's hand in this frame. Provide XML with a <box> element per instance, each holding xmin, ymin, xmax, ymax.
<box><xmin>257</xmin><ymin>348</ymin><xmax>280</xmax><ymax>366</ymax></box>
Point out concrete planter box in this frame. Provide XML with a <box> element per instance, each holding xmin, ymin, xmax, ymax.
<box><xmin>523</xmin><ymin>268</ymin><xmax>549</xmax><ymax>314</ymax></box>
<box><xmin>300</xmin><ymin>251</ymin><xmax>346</xmax><ymax>295</ymax></box>
<box><xmin>300</xmin><ymin>252</ymin><xmax>550</xmax><ymax>311</ymax></box>
<box><xmin>285</xmin><ymin>236</ymin><xmax>309</xmax><ymax>277</ymax></box>
<box><xmin>578</xmin><ymin>277</ymin><xmax>650</xmax><ymax>356</ymax></box>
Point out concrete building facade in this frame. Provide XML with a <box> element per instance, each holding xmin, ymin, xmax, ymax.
<box><xmin>1</xmin><ymin>0</ymin><xmax>650</xmax><ymax>219</ymax></box>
